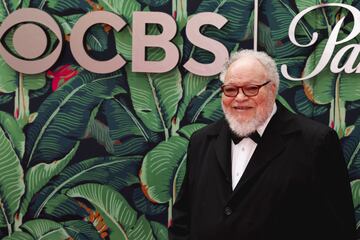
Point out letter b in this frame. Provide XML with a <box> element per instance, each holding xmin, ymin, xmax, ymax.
<box><xmin>132</xmin><ymin>12</ymin><xmax>179</xmax><ymax>73</ymax></box>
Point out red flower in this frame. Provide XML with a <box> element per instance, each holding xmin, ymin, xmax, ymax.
<box><xmin>47</xmin><ymin>64</ymin><xmax>78</xmax><ymax>91</ymax></box>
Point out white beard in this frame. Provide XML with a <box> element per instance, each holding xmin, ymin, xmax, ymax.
<box><xmin>222</xmin><ymin>99</ymin><xmax>274</xmax><ymax>137</ymax></box>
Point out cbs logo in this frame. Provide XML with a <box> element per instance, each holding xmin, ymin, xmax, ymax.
<box><xmin>0</xmin><ymin>8</ymin><xmax>229</xmax><ymax>76</ymax></box>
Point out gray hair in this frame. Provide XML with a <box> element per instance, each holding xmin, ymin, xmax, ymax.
<box><xmin>219</xmin><ymin>49</ymin><xmax>279</xmax><ymax>93</ymax></box>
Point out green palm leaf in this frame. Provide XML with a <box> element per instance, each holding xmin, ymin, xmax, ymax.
<box><xmin>177</xmin><ymin>123</ymin><xmax>206</xmax><ymax>140</ymax></box>
<box><xmin>0</xmin><ymin>57</ymin><xmax>19</xmax><ymax>93</ymax></box>
<box><xmin>185</xmin><ymin>79</ymin><xmax>222</xmax><ymax>123</ymax></box>
<box><xmin>140</xmin><ymin>136</ymin><xmax>188</xmax><ymax>203</ymax></box>
<box><xmin>126</xmin><ymin>65</ymin><xmax>182</xmax><ymax>137</ymax></box>
<box><xmin>173</xmin><ymin>154</ymin><xmax>186</xmax><ymax>202</ymax></box>
<box><xmin>85</xmin><ymin>25</ymin><xmax>109</xmax><ymax>52</ymax></box>
<box><xmin>173</xmin><ymin>0</ymin><xmax>187</xmax><ymax>31</ymax></box>
<box><xmin>339</xmin><ymin>72</ymin><xmax>360</xmax><ymax>102</ymax></box>
<box><xmin>195</xmin><ymin>0</ymin><xmax>253</xmax><ymax>40</ymax></box>
<box><xmin>200</xmin><ymin>97</ymin><xmax>223</xmax><ymax>122</ymax></box>
<box><xmin>295</xmin><ymin>0</ymin><xmax>342</xmax><ymax>30</ymax></box>
<box><xmin>0</xmin><ymin>121</ymin><xmax>25</xmax><ymax>229</ymax></box>
<box><xmin>98</xmin><ymin>0</ymin><xmax>141</xmax><ymax>23</ymax></box>
<box><xmin>85</xmin><ymin>119</ymin><xmax>114</xmax><ymax>154</ymax></box>
<box><xmin>103</xmin><ymin>98</ymin><xmax>150</xmax><ymax>140</ymax></box>
<box><xmin>294</xmin><ymin>89</ymin><xmax>328</xmax><ymax>118</ymax></box>
<box><xmin>0</xmin><ymin>94</ymin><xmax>13</xmax><ymax>105</ymax></box>
<box><xmin>102</xmin><ymin>98</ymin><xmax>161</xmax><ymax>156</ymax></box>
<box><xmin>0</xmin><ymin>0</ymin><xmax>20</xmax><ymax>22</ymax></box>
<box><xmin>85</xmin><ymin>103</ymin><xmax>114</xmax><ymax>154</ymax></box>
<box><xmin>114</xmin><ymin>26</ymin><xmax>132</xmax><ymax>61</ymax></box>
<box><xmin>55</xmin><ymin>15</ymin><xmax>109</xmax><ymax>52</ymax></box>
<box><xmin>258</xmin><ymin>21</ymin><xmax>275</xmax><ymax>56</ymax></box>
<box><xmin>0</xmin><ymin>111</ymin><xmax>25</xmax><ymax>159</ymax></box>
<box><xmin>261</xmin><ymin>0</ymin><xmax>311</xmax><ymax>40</ymax></box>
<box><xmin>43</xmin><ymin>194</ymin><xmax>88</xmax><ymax>219</ymax></box>
<box><xmin>0</xmin><ymin>58</ymin><xmax>46</xmax><ymax>94</ymax></box>
<box><xmin>19</xmin><ymin>143</ymin><xmax>79</xmax><ymax>218</ymax></box>
<box><xmin>31</xmin><ymin>156</ymin><xmax>142</xmax><ymax>218</ymax></box>
<box><xmin>63</xmin><ymin>220</ymin><xmax>102</xmax><ymax>240</ymax></box>
<box><xmin>343</xmin><ymin>118</ymin><xmax>360</xmax><ymax>169</ymax></box>
<box><xmin>22</xmin><ymin>74</ymin><xmax>46</xmax><ymax>91</ymax></box>
<box><xmin>127</xmin><ymin>215</ymin><xmax>155</xmax><ymax>240</ymax></box>
<box><xmin>30</xmin><ymin>0</ymin><xmax>91</xmax><ymax>12</ymax></box>
<box><xmin>275</xmin><ymin>56</ymin><xmax>305</xmax><ymax>93</ymax></box>
<box><xmin>303</xmin><ymin>38</ymin><xmax>335</xmax><ymax>104</ymax></box>
<box><xmin>66</xmin><ymin>183</ymin><xmax>137</xmax><ymax>240</ymax></box>
<box><xmin>275</xmin><ymin>35</ymin><xmax>314</xmax><ymax>58</ymax></box>
<box><xmin>176</xmin><ymin>73</ymin><xmax>212</xmax><ymax>123</ymax></box>
<box><xmin>259</xmin><ymin>0</ymin><xmax>314</xmax><ymax>59</ymax></box>
<box><xmin>2</xmin><ymin>231</ymin><xmax>33</xmax><ymax>240</ymax></box>
<box><xmin>25</xmin><ymin>70</ymin><xmax>125</xmax><ymax>167</ymax></box>
<box><xmin>47</xmin><ymin>0</ymin><xmax>91</xmax><ymax>12</ymax></box>
<box><xmin>53</xmin><ymin>14</ymin><xmax>82</xmax><ymax>35</ymax></box>
<box><xmin>351</xmin><ymin>179</ymin><xmax>360</xmax><ymax>209</ymax></box>
<box><xmin>21</xmin><ymin>219</ymin><xmax>69</xmax><ymax>240</ymax></box>
<box><xmin>150</xmin><ymin>221</ymin><xmax>168</xmax><ymax>240</ymax></box>
<box><xmin>21</xmin><ymin>0</ymin><xmax>29</xmax><ymax>8</ymax></box>
<box><xmin>136</xmin><ymin>0</ymin><xmax>169</xmax><ymax>7</ymax></box>
<box><xmin>184</xmin><ymin>0</ymin><xmax>253</xmax><ymax>63</ymax></box>
<box><xmin>132</xmin><ymin>188</ymin><xmax>167</xmax><ymax>216</ymax></box>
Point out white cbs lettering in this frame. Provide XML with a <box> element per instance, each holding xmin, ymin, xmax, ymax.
<box><xmin>281</xmin><ymin>3</ymin><xmax>360</xmax><ymax>81</ymax></box>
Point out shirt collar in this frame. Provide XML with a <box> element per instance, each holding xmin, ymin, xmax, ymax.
<box><xmin>257</xmin><ymin>103</ymin><xmax>277</xmax><ymax>137</ymax></box>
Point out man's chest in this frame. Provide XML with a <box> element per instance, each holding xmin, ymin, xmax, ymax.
<box><xmin>189</xmin><ymin>139</ymin><xmax>313</xmax><ymax>229</ymax></box>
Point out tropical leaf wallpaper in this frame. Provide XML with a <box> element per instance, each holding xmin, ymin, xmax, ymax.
<box><xmin>0</xmin><ymin>0</ymin><xmax>359</xmax><ymax>239</ymax></box>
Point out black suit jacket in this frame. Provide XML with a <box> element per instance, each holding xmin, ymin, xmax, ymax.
<box><xmin>169</xmin><ymin>104</ymin><xmax>356</xmax><ymax>240</ymax></box>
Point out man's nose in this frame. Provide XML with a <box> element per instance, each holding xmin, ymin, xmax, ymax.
<box><xmin>234</xmin><ymin>89</ymin><xmax>248</xmax><ymax>101</ymax></box>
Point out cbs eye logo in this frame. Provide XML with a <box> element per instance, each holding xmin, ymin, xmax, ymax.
<box><xmin>0</xmin><ymin>8</ymin><xmax>63</xmax><ymax>74</ymax></box>
<box><xmin>0</xmin><ymin>8</ymin><xmax>127</xmax><ymax>75</ymax></box>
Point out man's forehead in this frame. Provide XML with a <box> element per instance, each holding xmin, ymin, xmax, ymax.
<box><xmin>225</xmin><ymin>57</ymin><xmax>267</xmax><ymax>83</ymax></box>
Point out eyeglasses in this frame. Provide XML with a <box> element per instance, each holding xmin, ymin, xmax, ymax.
<box><xmin>221</xmin><ymin>81</ymin><xmax>271</xmax><ymax>97</ymax></box>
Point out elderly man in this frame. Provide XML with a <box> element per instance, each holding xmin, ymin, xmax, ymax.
<box><xmin>169</xmin><ymin>50</ymin><xmax>356</xmax><ymax>240</ymax></box>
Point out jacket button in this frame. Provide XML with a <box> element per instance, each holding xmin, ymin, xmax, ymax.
<box><xmin>224</xmin><ymin>206</ymin><xmax>232</xmax><ymax>216</ymax></box>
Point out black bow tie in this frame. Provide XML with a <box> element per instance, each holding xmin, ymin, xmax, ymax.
<box><xmin>231</xmin><ymin>131</ymin><xmax>261</xmax><ymax>144</ymax></box>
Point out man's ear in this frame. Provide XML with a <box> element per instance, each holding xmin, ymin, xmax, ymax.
<box><xmin>270</xmin><ymin>82</ymin><xmax>277</xmax><ymax>95</ymax></box>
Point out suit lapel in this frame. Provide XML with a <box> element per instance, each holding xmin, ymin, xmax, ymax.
<box><xmin>231</xmin><ymin>104</ymin><xmax>299</xmax><ymax>196</ymax></box>
<box><xmin>210</xmin><ymin>103</ymin><xmax>300</xmax><ymax>197</ymax></box>
<box><xmin>213</xmin><ymin>119</ymin><xmax>232</xmax><ymax>184</ymax></box>
<box><xmin>231</xmin><ymin>127</ymin><xmax>285</xmax><ymax>195</ymax></box>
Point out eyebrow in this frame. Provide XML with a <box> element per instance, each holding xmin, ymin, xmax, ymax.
<box><xmin>225</xmin><ymin>80</ymin><xmax>268</xmax><ymax>86</ymax></box>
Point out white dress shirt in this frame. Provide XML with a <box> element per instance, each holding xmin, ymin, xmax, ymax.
<box><xmin>231</xmin><ymin>104</ymin><xmax>277</xmax><ymax>190</ymax></box>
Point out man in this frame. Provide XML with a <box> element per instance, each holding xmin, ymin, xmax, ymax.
<box><xmin>169</xmin><ymin>50</ymin><xmax>356</xmax><ymax>240</ymax></box>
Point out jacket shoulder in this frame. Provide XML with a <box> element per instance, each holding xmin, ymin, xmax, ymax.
<box><xmin>285</xmin><ymin>110</ymin><xmax>334</xmax><ymax>139</ymax></box>
<box><xmin>190</xmin><ymin>119</ymin><xmax>225</xmax><ymax>141</ymax></box>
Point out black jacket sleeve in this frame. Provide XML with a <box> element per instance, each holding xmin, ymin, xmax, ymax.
<box><xmin>312</xmin><ymin>129</ymin><xmax>356</xmax><ymax>239</ymax></box>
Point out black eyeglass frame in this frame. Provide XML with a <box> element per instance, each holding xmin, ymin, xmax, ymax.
<box><xmin>221</xmin><ymin>80</ymin><xmax>271</xmax><ymax>97</ymax></box>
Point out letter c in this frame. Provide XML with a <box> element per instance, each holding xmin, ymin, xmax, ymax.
<box><xmin>70</xmin><ymin>11</ymin><xmax>127</xmax><ymax>74</ymax></box>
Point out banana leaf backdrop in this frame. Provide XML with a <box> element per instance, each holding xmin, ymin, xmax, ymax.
<box><xmin>0</xmin><ymin>0</ymin><xmax>359</xmax><ymax>239</ymax></box>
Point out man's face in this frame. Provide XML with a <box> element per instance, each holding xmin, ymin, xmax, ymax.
<box><xmin>221</xmin><ymin>57</ymin><xmax>276</xmax><ymax>134</ymax></box>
